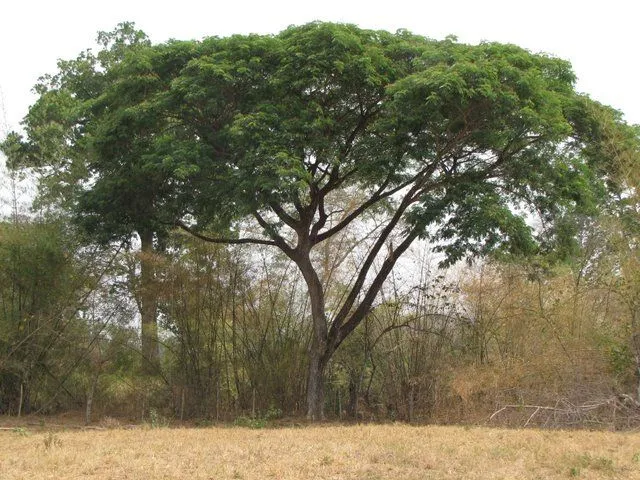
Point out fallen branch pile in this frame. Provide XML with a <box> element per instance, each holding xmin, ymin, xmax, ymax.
<box><xmin>489</xmin><ymin>394</ymin><xmax>640</xmax><ymax>429</ymax></box>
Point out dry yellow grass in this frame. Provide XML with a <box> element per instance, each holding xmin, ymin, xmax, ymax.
<box><xmin>1</xmin><ymin>423</ymin><xmax>640</xmax><ymax>479</ymax></box>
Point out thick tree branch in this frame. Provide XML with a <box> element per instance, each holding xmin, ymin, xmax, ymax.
<box><xmin>269</xmin><ymin>201</ymin><xmax>300</xmax><ymax>229</ymax></box>
<box><xmin>314</xmin><ymin>163</ymin><xmax>436</xmax><ymax>244</ymax></box>
<box><xmin>252</xmin><ymin>212</ymin><xmax>295</xmax><ymax>254</ymax></box>
<box><xmin>310</xmin><ymin>194</ymin><xmax>328</xmax><ymax>239</ymax></box>
<box><xmin>175</xmin><ymin>220</ymin><xmax>277</xmax><ymax>247</ymax></box>
<box><xmin>327</xmin><ymin>184</ymin><xmax>420</xmax><ymax>333</ymax></box>
<box><xmin>296</xmin><ymin>254</ymin><xmax>329</xmax><ymax>342</ymax></box>
<box><xmin>333</xmin><ymin>227</ymin><xmax>420</xmax><ymax>349</ymax></box>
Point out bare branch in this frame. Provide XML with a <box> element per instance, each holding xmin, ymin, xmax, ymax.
<box><xmin>175</xmin><ymin>220</ymin><xmax>277</xmax><ymax>247</ymax></box>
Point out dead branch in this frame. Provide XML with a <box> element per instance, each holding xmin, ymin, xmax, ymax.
<box><xmin>489</xmin><ymin>395</ymin><xmax>640</xmax><ymax>429</ymax></box>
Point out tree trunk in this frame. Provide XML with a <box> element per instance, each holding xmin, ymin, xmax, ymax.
<box><xmin>298</xmin><ymin>253</ymin><xmax>329</xmax><ymax>421</ymax></box>
<box><xmin>296</xmin><ymin>222</ymin><xmax>418</xmax><ymax>421</ymax></box>
<box><xmin>347</xmin><ymin>375</ymin><xmax>359</xmax><ymax>420</ymax></box>
<box><xmin>306</xmin><ymin>344</ymin><xmax>326</xmax><ymax>420</ymax></box>
<box><xmin>633</xmin><ymin>331</ymin><xmax>640</xmax><ymax>404</ymax></box>
<box><xmin>85</xmin><ymin>372</ymin><xmax>99</xmax><ymax>425</ymax></box>
<box><xmin>17</xmin><ymin>382</ymin><xmax>23</xmax><ymax>417</ymax></box>
<box><xmin>408</xmin><ymin>382</ymin><xmax>415</xmax><ymax>423</ymax></box>
<box><xmin>139</xmin><ymin>229</ymin><xmax>159</xmax><ymax>374</ymax></box>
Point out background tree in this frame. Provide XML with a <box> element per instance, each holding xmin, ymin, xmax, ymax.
<box><xmin>0</xmin><ymin>23</ymin><xmax>188</xmax><ymax>373</ymax></box>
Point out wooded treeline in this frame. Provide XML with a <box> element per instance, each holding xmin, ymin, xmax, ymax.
<box><xmin>1</xmin><ymin>21</ymin><xmax>640</xmax><ymax>427</ymax></box>
<box><xmin>1</xmin><ymin>211</ymin><xmax>640</xmax><ymax>427</ymax></box>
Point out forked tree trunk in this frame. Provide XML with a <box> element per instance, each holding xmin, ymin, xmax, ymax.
<box><xmin>293</xmin><ymin>200</ymin><xmax>418</xmax><ymax>421</ymax></box>
<box><xmin>139</xmin><ymin>229</ymin><xmax>159</xmax><ymax>374</ymax></box>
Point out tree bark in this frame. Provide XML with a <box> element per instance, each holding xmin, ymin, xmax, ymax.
<box><xmin>139</xmin><ymin>229</ymin><xmax>159</xmax><ymax>374</ymax></box>
<box><xmin>306</xmin><ymin>340</ymin><xmax>327</xmax><ymax>420</ymax></box>
<box><xmin>296</xmin><ymin>252</ymin><xmax>329</xmax><ymax>421</ymax></box>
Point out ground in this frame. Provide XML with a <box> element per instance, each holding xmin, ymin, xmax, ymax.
<box><xmin>1</xmin><ymin>415</ymin><xmax>640</xmax><ymax>479</ymax></box>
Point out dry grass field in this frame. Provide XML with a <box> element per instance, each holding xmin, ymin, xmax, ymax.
<box><xmin>1</xmin><ymin>419</ymin><xmax>640</xmax><ymax>479</ymax></box>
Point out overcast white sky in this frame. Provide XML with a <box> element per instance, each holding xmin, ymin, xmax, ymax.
<box><xmin>1</xmin><ymin>0</ymin><xmax>639</xmax><ymax>132</ymax></box>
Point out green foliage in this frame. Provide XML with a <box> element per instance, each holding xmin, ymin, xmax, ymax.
<box><xmin>568</xmin><ymin>453</ymin><xmax>615</xmax><ymax>477</ymax></box>
<box><xmin>0</xmin><ymin>216</ymin><xmax>147</xmax><ymax>417</ymax></box>
<box><xmin>233</xmin><ymin>415</ymin><xmax>267</xmax><ymax>429</ymax></box>
<box><xmin>5</xmin><ymin>21</ymin><xmax>632</xmax><ymax>256</ymax></box>
<box><xmin>606</xmin><ymin>341</ymin><xmax>634</xmax><ymax>379</ymax></box>
<box><xmin>0</xmin><ymin>221</ymin><xmax>83</xmax><ymax>413</ymax></box>
<box><xmin>264</xmin><ymin>405</ymin><xmax>284</xmax><ymax>421</ymax></box>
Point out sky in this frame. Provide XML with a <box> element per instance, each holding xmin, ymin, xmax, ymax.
<box><xmin>1</xmin><ymin>0</ymin><xmax>639</xmax><ymax>133</ymax></box>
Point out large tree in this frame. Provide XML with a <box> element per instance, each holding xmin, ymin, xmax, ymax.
<box><xmin>4</xmin><ymin>22</ymin><xmax>637</xmax><ymax>419</ymax></box>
